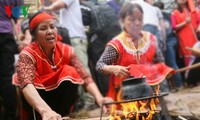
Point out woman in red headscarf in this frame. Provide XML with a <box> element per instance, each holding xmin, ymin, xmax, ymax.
<box><xmin>13</xmin><ymin>12</ymin><xmax>112</xmax><ymax>120</ymax></box>
<box><xmin>171</xmin><ymin>0</ymin><xmax>199</xmax><ymax>67</ymax></box>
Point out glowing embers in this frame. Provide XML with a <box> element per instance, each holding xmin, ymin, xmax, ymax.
<box><xmin>108</xmin><ymin>96</ymin><xmax>161</xmax><ymax>120</ymax></box>
<box><xmin>100</xmin><ymin>86</ymin><xmax>171</xmax><ymax>120</ymax></box>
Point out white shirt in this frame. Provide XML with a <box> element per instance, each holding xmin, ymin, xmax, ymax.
<box><xmin>60</xmin><ymin>0</ymin><xmax>86</xmax><ymax>38</ymax></box>
<box><xmin>131</xmin><ymin>0</ymin><xmax>161</xmax><ymax>28</ymax></box>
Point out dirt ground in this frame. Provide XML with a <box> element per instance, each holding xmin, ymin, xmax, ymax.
<box><xmin>164</xmin><ymin>86</ymin><xmax>200</xmax><ymax>119</ymax></box>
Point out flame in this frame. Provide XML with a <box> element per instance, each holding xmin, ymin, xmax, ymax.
<box><xmin>108</xmin><ymin>85</ymin><xmax>161</xmax><ymax>120</ymax></box>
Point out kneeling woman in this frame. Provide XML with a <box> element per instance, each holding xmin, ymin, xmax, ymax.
<box><xmin>13</xmin><ymin>12</ymin><xmax>112</xmax><ymax>120</ymax></box>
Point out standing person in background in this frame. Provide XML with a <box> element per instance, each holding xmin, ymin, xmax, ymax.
<box><xmin>196</xmin><ymin>0</ymin><xmax>200</xmax><ymax>13</ymax></box>
<box><xmin>196</xmin><ymin>0</ymin><xmax>200</xmax><ymax>40</ymax></box>
<box><xmin>171</xmin><ymin>0</ymin><xmax>199</xmax><ymax>67</ymax></box>
<box><xmin>145</xmin><ymin>0</ymin><xmax>166</xmax><ymax>52</ymax></box>
<box><xmin>43</xmin><ymin>0</ymin><xmax>95</xmax><ymax>110</ymax></box>
<box><xmin>154</xmin><ymin>1</ymin><xmax>184</xmax><ymax>91</ymax></box>
<box><xmin>0</xmin><ymin>0</ymin><xmax>23</xmax><ymax>119</ymax></box>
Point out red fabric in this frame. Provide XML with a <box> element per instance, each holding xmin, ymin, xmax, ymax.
<box><xmin>13</xmin><ymin>42</ymin><xmax>83</xmax><ymax>91</ymax></box>
<box><xmin>106</xmin><ymin>31</ymin><xmax>172</xmax><ymax>100</ymax></box>
<box><xmin>188</xmin><ymin>0</ymin><xmax>196</xmax><ymax>13</ymax></box>
<box><xmin>171</xmin><ymin>9</ymin><xmax>198</xmax><ymax>57</ymax></box>
<box><xmin>171</xmin><ymin>15</ymin><xmax>177</xmax><ymax>30</ymax></box>
<box><xmin>107</xmin><ymin>32</ymin><xmax>157</xmax><ymax>67</ymax></box>
<box><xmin>197</xmin><ymin>10</ymin><xmax>200</xmax><ymax>24</ymax></box>
<box><xmin>197</xmin><ymin>6</ymin><xmax>200</xmax><ymax>26</ymax></box>
<box><xmin>29</xmin><ymin>12</ymin><xmax>53</xmax><ymax>32</ymax></box>
<box><xmin>129</xmin><ymin>63</ymin><xmax>175</xmax><ymax>85</ymax></box>
<box><xmin>57</xmin><ymin>34</ymin><xmax>63</xmax><ymax>41</ymax></box>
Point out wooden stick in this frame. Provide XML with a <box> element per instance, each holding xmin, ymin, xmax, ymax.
<box><xmin>178</xmin><ymin>116</ymin><xmax>187</xmax><ymax>120</ymax></box>
<box><xmin>62</xmin><ymin>117</ymin><xmax>70</xmax><ymax>120</ymax></box>
<box><xmin>186</xmin><ymin>47</ymin><xmax>200</xmax><ymax>57</ymax></box>
<box><xmin>175</xmin><ymin>62</ymin><xmax>200</xmax><ymax>73</ymax></box>
<box><xmin>109</xmin><ymin>109</ymin><xmax>161</xmax><ymax>118</ymax></box>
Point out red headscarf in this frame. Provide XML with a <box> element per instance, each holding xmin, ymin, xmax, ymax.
<box><xmin>29</xmin><ymin>12</ymin><xmax>62</xmax><ymax>41</ymax></box>
<box><xmin>29</xmin><ymin>12</ymin><xmax>53</xmax><ymax>32</ymax></box>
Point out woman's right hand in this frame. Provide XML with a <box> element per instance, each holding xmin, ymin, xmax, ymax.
<box><xmin>41</xmin><ymin>110</ymin><xmax>62</xmax><ymax>120</ymax></box>
<box><xmin>185</xmin><ymin>17</ymin><xmax>191</xmax><ymax>24</ymax></box>
<box><xmin>112</xmin><ymin>65</ymin><xmax>130</xmax><ymax>79</ymax></box>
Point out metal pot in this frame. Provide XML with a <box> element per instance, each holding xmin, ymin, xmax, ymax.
<box><xmin>121</xmin><ymin>76</ymin><xmax>153</xmax><ymax>100</ymax></box>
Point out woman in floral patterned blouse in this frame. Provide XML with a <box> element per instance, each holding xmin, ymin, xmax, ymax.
<box><xmin>13</xmin><ymin>12</ymin><xmax>112</xmax><ymax>120</ymax></box>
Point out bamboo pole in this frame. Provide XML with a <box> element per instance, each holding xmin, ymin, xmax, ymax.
<box><xmin>62</xmin><ymin>117</ymin><xmax>70</xmax><ymax>120</ymax></box>
<box><xmin>186</xmin><ymin>47</ymin><xmax>200</xmax><ymax>57</ymax></box>
<box><xmin>175</xmin><ymin>62</ymin><xmax>200</xmax><ymax>73</ymax></box>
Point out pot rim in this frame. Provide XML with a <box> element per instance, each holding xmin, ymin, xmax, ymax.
<box><xmin>122</xmin><ymin>76</ymin><xmax>146</xmax><ymax>86</ymax></box>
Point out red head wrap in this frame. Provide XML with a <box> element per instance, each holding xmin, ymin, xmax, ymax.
<box><xmin>29</xmin><ymin>12</ymin><xmax>63</xmax><ymax>41</ymax></box>
<box><xmin>29</xmin><ymin>12</ymin><xmax>53</xmax><ymax>32</ymax></box>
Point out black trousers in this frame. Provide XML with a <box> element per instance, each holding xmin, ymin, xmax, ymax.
<box><xmin>187</xmin><ymin>57</ymin><xmax>200</xmax><ymax>86</ymax></box>
<box><xmin>0</xmin><ymin>33</ymin><xmax>18</xmax><ymax>120</ymax></box>
<box><xmin>22</xmin><ymin>81</ymin><xmax>78</xmax><ymax>120</ymax></box>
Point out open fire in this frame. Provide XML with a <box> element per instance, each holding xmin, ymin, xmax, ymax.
<box><xmin>108</xmin><ymin>97</ymin><xmax>160</xmax><ymax>120</ymax></box>
<box><xmin>101</xmin><ymin>85</ymin><xmax>171</xmax><ymax>120</ymax></box>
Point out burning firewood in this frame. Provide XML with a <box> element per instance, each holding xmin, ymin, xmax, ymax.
<box><xmin>108</xmin><ymin>108</ymin><xmax>162</xmax><ymax>119</ymax></box>
<box><xmin>178</xmin><ymin>116</ymin><xmax>187</xmax><ymax>120</ymax></box>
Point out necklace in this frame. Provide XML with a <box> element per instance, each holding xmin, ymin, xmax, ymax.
<box><xmin>37</xmin><ymin>43</ymin><xmax>58</xmax><ymax>71</ymax></box>
<box><xmin>119</xmin><ymin>32</ymin><xmax>147</xmax><ymax>63</ymax></box>
<box><xmin>122</xmin><ymin>35</ymin><xmax>142</xmax><ymax>63</ymax></box>
<box><xmin>130</xmin><ymin>39</ymin><xmax>142</xmax><ymax>63</ymax></box>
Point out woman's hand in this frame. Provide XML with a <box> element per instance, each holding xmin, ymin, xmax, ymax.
<box><xmin>96</xmin><ymin>97</ymin><xmax>113</xmax><ymax>113</ymax></box>
<box><xmin>41</xmin><ymin>109</ymin><xmax>62</xmax><ymax>120</ymax></box>
<box><xmin>112</xmin><ymin>65</ymin><xmax>130</xmax><ymax>79</ymax></box>
<box><xmin>185</xmin><ymin>16</ymin><xmax>191</xmax><ymax>24</ymax></box>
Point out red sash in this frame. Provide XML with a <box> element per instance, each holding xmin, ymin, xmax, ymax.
<box><xmin>128</xmin><ymin>63</ymin><xmax>175</xmax><ymax>85</ymax></box>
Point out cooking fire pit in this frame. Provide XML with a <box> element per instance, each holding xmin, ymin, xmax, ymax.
<box><xmin>101</xmin><ymin>93</ymin><xmax>171</xmax><ymax>120</ymax></box>
<box><xmin>100</xmin><ymin>77</ymin><xmax>172</xmax><ymax>120</ymax></box>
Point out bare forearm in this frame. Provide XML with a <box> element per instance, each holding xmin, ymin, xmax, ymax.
<box><xmin>86</xmin><ymin>82</ymin><xmax>104</xmax><ymax>105</ymax></box>
<box><xmin>171</xmin><ymin>14</ymin><xmax>188</xmax><ymax>31</ymax></box>
<box><xmin>22</xmin><ymin>84</ymin><xmax>52</xmax><ymax>115</ymax></box>
<box><xmin>175</xmin><ymin>21</ymin><xmax>187</xmax><ymax>31</ymax></box>
<box><xmin>102</xmin><ymin>65</ymin><xmax>115</xmax><ymax>74</ymax></box>
<box><xmin>45</xmin><ymin>0</ymin><xmax>66</xmax><ymax>11</ymax></box>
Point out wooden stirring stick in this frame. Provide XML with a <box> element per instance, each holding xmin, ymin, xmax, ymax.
<box><xmin>186</xmin><ymin>47</ymin><xmax>200</xmax><ymax>57</ymax></box>
<box><xmin>175</xmin><ymin>62</ymin><xmax>200</xmax><ymax>73</ymax></box>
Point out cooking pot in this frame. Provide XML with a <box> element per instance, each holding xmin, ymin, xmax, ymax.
<box><xmin>121</xmin><ymin>76</ymin><xmax>153</xmax><ymax>100</ymax></box>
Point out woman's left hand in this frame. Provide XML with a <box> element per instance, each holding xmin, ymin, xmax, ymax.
<box><xmin>96</xmin><ymin>97</ymin><xmax>113</xmax><ymax>113</ymax></box>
